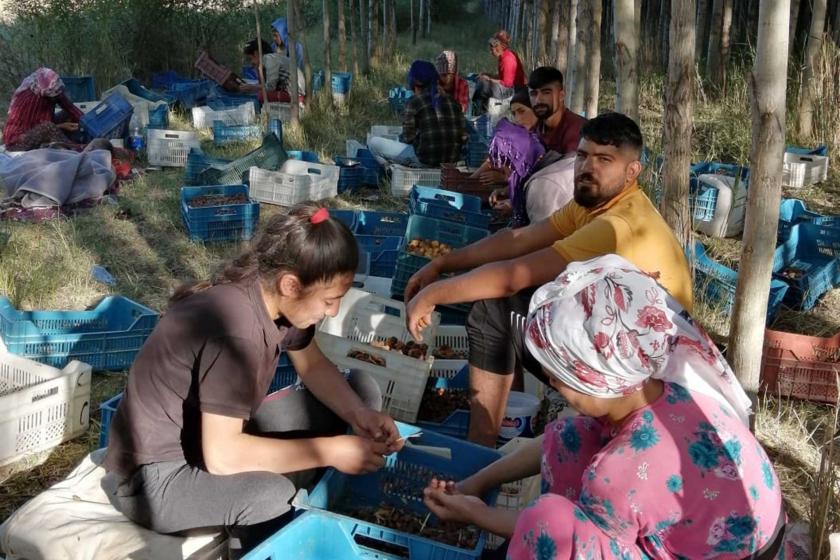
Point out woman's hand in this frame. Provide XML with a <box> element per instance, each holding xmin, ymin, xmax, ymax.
<box><xmin>348</xmin><ymin>407</ymin><xmax>403</xmax><ymax>453</ymax></box>
<box><xmin>478</xmin><ymin>169</ymin><xmax>507</xmax><ymax>187</ymax></box>
<box><xmin>423</xmin><ymin>478</ymin><xmax>487</xmax><ymax>524</ymax></box>
<box><xmin>57</xmin><ymin>122</ymin><xmax>79</xmax><ymax>132</ymax></box>
<box><xmin>328</xmin><ymin>434</ymin><xmax>392</xmax><ymax>474</ymax></box>
<box><xmin>489</xmin><ymin>187</ymin><xmax>509</xmax><ymax>207</ymax></box>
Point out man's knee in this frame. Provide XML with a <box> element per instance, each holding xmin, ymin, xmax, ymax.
<box><xmin>345</xmin><ymin>370</ymin><xmax>383</xmax><ymax>412</ymax></box>
<box><xmin>230</xmin><ymin>472</ymin><xmax>296</xmax><ymax>526</ymax></box>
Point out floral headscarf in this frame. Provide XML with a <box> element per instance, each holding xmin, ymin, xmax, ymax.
<box><xmin>435</xmin><ymin>51</ymin><xmax>458</xmax><ymax>75</ymax></box>
<box><xmin>525</xmin><ymin>254</ymin><xmax>752</xmax><ymax>425</ymax></box>
<box><xmin>489</xmin><ymin>118</ymin><xmax>546</xmax><ymax>228</ymax></box>
<box><xmin>15</xmin><ymin>68</ymin><xmax>64</xmax><ymax>98</ymax></box>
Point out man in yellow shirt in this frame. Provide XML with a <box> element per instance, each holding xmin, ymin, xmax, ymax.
<box><xmin>404</xmin><ymin>112</ymin><xmax>692</xmax><ymax>447</ymax></box>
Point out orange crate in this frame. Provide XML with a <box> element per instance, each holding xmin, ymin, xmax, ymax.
<box><xmin>440</xmin><ymin>164</ymin><xmax>493</xmax><ymax>204</ymax></box>
<box><xmin>760</xmin><ymin>328</ymin><xmax>840</xmax><ymax>403</ymax></box>
<box><xmin>194</xmin><ymin>50</ymin><xmax>238</xmax><ymax>87</ymax></box>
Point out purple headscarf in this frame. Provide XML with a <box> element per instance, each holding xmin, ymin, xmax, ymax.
<box><xmin>489</xmin><ymin>118</ymin><xmax>546</xmax><ymax>227</ymax></box>
<box><xmin>406</xmin><ymin>60</ymin><xmax>440</xmax><ymax>108</ymax></box>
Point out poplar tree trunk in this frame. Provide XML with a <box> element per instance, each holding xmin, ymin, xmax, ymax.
<box><xmin>658</xmin><ymin>0</ymin><xmax>670</xmax><ymax>72</ymax></box>
<box><xmin>293</xmin><ymin>1</ymin><xmax>313</xmax><ymax>99</ymax></box>
<box><xmin>338</xmin><ymin>0</ymin><xmax>347</xmax><ymax>71</ymax></box>
<box><xmin>557</xmin><ymin>0</ymin><xmax>570</xmax><ymax>72</ymax></box>
<box><xmin>419</xmin><ymin>0</ymin><xmax>426</xmax><ymax>38</ymax></box>
<box><xmin>660</xmin><ymin>0</ymin><xmax>695</xmax><ymax>250</ymax></box>
<box><xmin>411</xmin><ymin>0</ymin><xmax>416</xmax><ymax>44</ymax></box>
<box><xmin>706</xmin><ymin>0</ymin><xmax>723</xmax><ymax>81</ymax></box>
<box><xmin>551</xmin><ymin>0</ymin><xmax>561</xmax><ymax>66</ymax></box>
<box><xmin>788</xmin><ymin>0</ymin><xmax>801</xmax><ymax>56</ymax></box>
<box><xmin>539</xmin><ymin>0</ymin><xmax>550</xmax><ymax>64</ymax></box>
<box><xmin>584</xmin><ymin>0</ymin><xmax>602</xmax><ymax>118</ymax></box>
<box><xmin>569</xmin><ymin>0</ymin><xmax>587</xmax><ymax>114</ymax></box>
<box><xmin>288</xmin><ymin>0</ymin><xmax>300</xmax><ymax>123</ymax></box>
<box><xmin>719</xmin><ymin>0</ymin><xmax>733</xmax><ymax>93</ymax></box>
<box><xmin>797</xmin><ymin>0</ymin><xmax>827</xmax><ymax>138</ymax></box>
<box><xmin>566</xmin><ymin>0</ymin><xmax>577</xmax><ymax>88</ymax></box>
<box><xmin>359</xmin><ymin>0</ymin><xmax>369</xmax><ymax>74</ymax></box>
<box><xmin>614</xmin><ymin>0</ymin><xmax>639</xmax><ymax>123</ymax></box>
<box><xmin>323</xmin><ymin>0</ymin><xmax>332</xmax><ymax>99</ymax></box>
<box><xmin>728</xmin><ymin>0</ymin><xmax>790</xmax><ymax>394</ymax></box>
<box><xmin>390</xmin><ymin>0</ymin><xmax>397</xmax><ymax>53</ymax></box>
<box><xmin>696</xmin><ymin>0</ymin><xmax>710</xmax><ymax>63</ymax></box>
<box><xmin>426</xmin><ymin>0</ymin><xmax>431</xmax><ymax>36</ymax></box>
<box><xmin>349</xmin><ymin>0</ymin><xmax>360</xmax><ymax>76</ymax></box>
<box><xmin>370</xmin><ymin>0</ymin><xmax>379</xmax><ymax>66</ymax></box>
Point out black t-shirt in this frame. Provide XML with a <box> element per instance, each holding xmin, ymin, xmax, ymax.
<box><xmin>103</xmin><ymin>277</ymin><xmax>314</xmax><ymax>476</ymax></box>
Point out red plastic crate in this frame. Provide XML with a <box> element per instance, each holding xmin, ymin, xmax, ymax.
<box><xmin>194</xmin><ymin>50</ymin><xmax>240</xmax><ymax>88</ymax></box>
<box><xmin>760</xmin><ymin>328</ymin><xmax>840</xmax><ymax>403</ymax></box>
<box><xmin>440</xmin><ymin>165</ymin><xmax>492</xmax><ymax>204</ymax></box>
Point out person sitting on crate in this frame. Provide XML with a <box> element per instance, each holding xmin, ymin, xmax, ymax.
<box><xmin>2</xmin><ymin>68</ymin><xmax>84</xmax><ymax>152</ymax></box>
<box><xmin>100</xmin><ymin>205</ymin><xmax>403</xmax><ymax>558</ymax></box>
<box><xmin>271</xmin><ymin>17</ymin><xmax>305</xmax><ymax>70</ymax></box>
<box><xmin>422</xmin><ymin>255</ymin><xmax>795</xmax><ymax>560</ymax></box>
<box><xmin>472</xmin><ymin>31</ymin><xmax>527</xmax><ymax>115</ymax></box>
<box><xmin>435</xmin><ymin>50</ymin><xmax>470</xmax><ymax>114</ymax></box>
<box><xmin>470</xmin><ymin>88</ymin><xmax>540</xmax><ymax>194</ymax></box>
<box><xmin>404</xmin><ymin>112</ymin><xmax>693</xmax><ymax>447</ymax></box>
<box><xmin>239</xmin><ymin>38</ymin><xmax>306</xmax><ymax>103</ymax></box>
<box><xmin>528</xmin><ymin>66</ymin><xmax>588</xmax><ymax>156</ymax></box>
<box><xmin>485</xmin><ymin>119</ymin><xmax>574</xmax><ymax>228</ymax></box>
<box><xmin>367</xmin><ymin>60</ymin><xmax>466</xmax><ymax>168</ymax></box>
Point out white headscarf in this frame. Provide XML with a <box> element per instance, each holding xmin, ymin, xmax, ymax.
<box><xmin>14</xmin><ymin>68</ymin><xmax>65</xmax><ymax>98</ymax></box>
<box><xmin>525</xmin><ymin>254</ymin><xmax>752</xmax><ymax>425</ymax></box>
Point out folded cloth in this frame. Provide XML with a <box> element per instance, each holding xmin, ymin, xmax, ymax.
<box><xmin>0</xmin><ymin>449</ymin><xmax>225</xmax><ymax>560</ymax></box>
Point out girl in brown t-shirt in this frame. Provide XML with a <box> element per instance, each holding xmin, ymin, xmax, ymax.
<box><xmin>102</xmin><ymin>204</ymin><xmax>402</xmax><ymax>555</ymax></box>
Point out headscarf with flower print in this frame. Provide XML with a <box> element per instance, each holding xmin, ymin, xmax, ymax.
<box><xmin>524</xmin><ymin>254</ymin><xmax>752</xmax><ymax>426</ymax></box>
<box><xmin>14</xmin><ymin>68</ymin><xmax>65</xmax><ymax>98</ymax></box>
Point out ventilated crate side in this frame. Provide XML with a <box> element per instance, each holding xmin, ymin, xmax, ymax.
<box><xmin>0</xmin><ymin>354</ymin><xmax>91</xmax><ymax>466</ymax></box>
<box><xmin>147</xmin><ymin>129</ymin><xmax>201</xmax><ymax>167</ymax></box>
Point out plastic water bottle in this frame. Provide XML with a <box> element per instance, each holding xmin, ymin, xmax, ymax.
<box><xmin>128</xmin><ymin>123</ymin><xmax>144</xmax><ymax>153</ymax></box>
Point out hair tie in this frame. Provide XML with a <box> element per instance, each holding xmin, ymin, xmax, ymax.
<box><xmin>310</xmin><ymin>207</ymin><xmax>330</xmax><ymax>224</ymax></box>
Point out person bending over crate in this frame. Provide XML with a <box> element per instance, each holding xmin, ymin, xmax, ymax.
<box><xmin>2</xmin><ymin>68</ymin><xmax>83</xmax><ymax>152</ymax></box>
<box><xmin>422</xmin><ymin>256</ymin><xmax>795</xmax><ymax>560</ymax></box>
<box><xmin>470</xmin><ymin>88</ymin><xmax>539</xmax><ymax>192</ymax></box>
<box><xmin>240</xmin><ymin>38</ymin><xmax>306</xmax><ymax>103</ymax></box>
<box><xmin>404</xmin><ymin>112</ymin><xmax>693</xmax><ymax>447</ymax></box>
<box><xmin>101</xmin><ymin>205</ymin><xmax>402</xmax><ymax>558</ymax></box>
<box><xmin>367</xmin><ymin>60</ymin><xmax>466</xmax><ymax>168</ymax></box>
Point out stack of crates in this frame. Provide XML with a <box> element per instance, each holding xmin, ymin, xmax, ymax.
<box><xmin>465</xmin><ymin>115</ymin><xmax>492</xmax><ymax>168</ymax></box>
<box><xmin>333</xmin><ymin>155</ymin><xmax>366</xmax><ymax>193</ymax></box>
<box><xmin>346</xmin><ymin>140</ymin><xmax>384</xmax><ymax>186</ymax></box>
<box><xmin>391</xmin><ymin>187</ymin><xmax>491</xmax><ymax>323</ymax></box>
<box><xmin>778</xmin><ymin>198</ymin><xmax>840</xmax><ymax>244</ymax></box>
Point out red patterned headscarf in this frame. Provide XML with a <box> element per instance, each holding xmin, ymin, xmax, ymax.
<box><xmin>15</xmin><ymin>68</ymin><xmax>65</xmax><ymax>98</ymax></box>
<box><xmin>525</xmin><ymin>254</ymin><xmax>752</xmax><ymax>425</ymax></box>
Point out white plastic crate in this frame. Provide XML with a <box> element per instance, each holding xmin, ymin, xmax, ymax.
<box><xmin>487</xmin><ymin>96</ymin><xmax>512</xmax><ymax>126</ymax></box>
<box><xmin>249</xmin><ymin>160</ymin><xmax>340</xmax><ymax>207</ymax></box>
<box><xmin>389</xmin><ymin>164</ymin><xmax>443</xmax><ymax>197</ymax></box>
<box><xmin>265</xmin><ymin>102</ymin><xmax>305</xmax><ymax>122</ymax></box>
<box><xmin>693</xmin><ymin>174</ymin><xmax>747</xmax><ymax>239</ymax></box>
<box><xmin>192</xmin><ymin>103</ymin><xmax>255</xmax><ymax>129</ymax></box>
<box><xmin>0</xmin><ymin>351</ymin><xmax>91</xmax><ymax>467</ymax></box>
<box><xmin>318</xmin><ymin>288</ymin><xmax>440</xmax><ymax>346</ymax></box>
<box><xmin>146</xmin><ymin>129</ymin><xmax>202</xmax><ymax>167</ymax></box>
<box><xmin>314</xmin><ymin>331</ymin><xmax>433</xmax><ymax>422</ymax></box>
<box><xmin>432</xmin><ymin>324</ymin><xmax>468</xmax><ymax>378</ymax></box>
<box><xmin>782</xmin><ymin>152</ymin><xmax>829</xmax><ymax>188</ymax></box>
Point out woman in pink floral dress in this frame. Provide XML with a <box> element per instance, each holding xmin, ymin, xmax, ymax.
<box><xmin>424</xmin><ymin>255</ymin><xmax>797</xmax><ymax>559</ymax></box>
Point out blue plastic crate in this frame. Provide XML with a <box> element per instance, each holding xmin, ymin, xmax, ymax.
<box><xmin>80</xmin><ymin>92</ymin><xmax>133</xmax><ymax>140</ymax></box>
<box><xmin>180</xmin><ymin>184</ymin><xmax>260</xmax><ymax>243</ymax></box>
<box><xmin>688</xmin><ymin>176</ymin><xmax>720</xmax><ymax>222</ymax></box>
<box><xmin>287</xmin><ymin>150</ymin><xmax>320</xmax><ymax>163</ymax></box>
<box><xmin>100</xmin><ymin>356</ymin><xmax>297</xmax><ymax>448</ymax></box>
<box><xmin>184</xmin><ymin>149</ymin><xmax>231</xmax><ymax>185</ymax></box>
<box><xmin>61</xmin><ymin>75</ymin><xmax>96</xmax><ymax>102</ymax></box>
<box><xmin>147</xmin><ymin>104</ymin><xmax>169</xmax><ymax>129</ymax></box>
<box><xmin>0</xmin><ymin>296</ymin><xmax>159</xmax><ymax>370</ymax></box>
<box><xmin>388</xmin><ymin>86</ymin><xmax>413</xmax><ymax>115</ymax></box>
<box><xmin>354</xmin><ymin>148</ymin><xmax>384</xmax><ymax>186</ymax></box>
<box><xmin>772</xmin><ymin>222</ymin><xmax>840</xmax><ymax>311</ymax></box>
<box><xmin>409</xmin><ymin>186</ymin><xmax>491</xmax><ymax>229</ymax></box>
<box><xmin>390</xmin><ymin>252</ymin><xmax>473</xmax><ymax>317</ymax></box>
<box><xmin>151</xmin><ymin>70</ymin><xmax>185</xmax><ymax>90</ymax></box>
<box><xmin>292</xmin><ymin>422</ymin><xmax>500</xmax><ymax>560</ymax></box>
<box><xmin>333</xmin><ymin>156</ymin><xmax>366</xmax><ymax>193</ymax></box>
<box><xmin>242</xmin><ymin>65</ymin><xmax>258</xmax><ymax>81</ymax></box>
<box><xmin>268</xmin><ymin>119</ymin><xmax>283</xmax><ymax>142</ymax></box>
<box><xmin>208</xmin><ymin>85</ymin><xmax>260</xmax><ymax>113</ymax></box>
<box><xmin>166</xmin><ymin>79</ymin><xmax>212</xmax><ymax>109</ymax></box>
<box><xmin>417</xmin><ymin>366</ymin><xmax>470</xmax><ymax>439</ymax></box>
<box><xmin>778</xmin><ymin>198</ymin><xmax>840</xmax><ymax>244</ymax></box>
<box><xmin>691</xmin><ymin>243</ymin><xmax>788</xmax><ymax>322</ymax></box>
<box><xmin>355</xmin><ymin>211</ymin><xmax>409</xmax><ymax>237</ymax></box>
<box><xmin>356</xmin><ymin>235</ymin><xmax>403</xmax><ymax>278</ymax></box>
<box><xmin>786</xmin><ymin>144</ymin><xmax>828</xmax><ymax>157</ymax></box>
<box><xmin>212</xmin><ymin>120</ymin><xmax>262</xmax><ymax>146</ymax></box>
<box><xmin>120</xmin><ymin>78</ymin><xmax>171</xmax><ymax>105</ymax></box>
<box><xmin>313</xmin><ymin>70</ymin><xmax>353</xmax><ymax>94</ymax></box>
<box><xmin>404</xmin><ymin>214</ymin><xmax>489</xmax><ymax>250</ymax></box>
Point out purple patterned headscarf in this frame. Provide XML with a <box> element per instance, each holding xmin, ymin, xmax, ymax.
<box><xmin>489</xmin><ymin>118</ymin><xmax>546</xmax><ymax>227</ymax></box>
<box><xmin>407</xmin><ymin>60</ymin><xmax>440</xmax><ymax>108</ymax></box>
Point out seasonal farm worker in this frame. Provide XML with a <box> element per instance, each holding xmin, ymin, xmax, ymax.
<box><xmin>472</xmin><ymin>30</ymin><xmax>527</xmax><ymax>114</ymax></box>
<box><xmin>2</xmin><ymin>68</ymin><xmax>84</xmax><ymax>151</ymax></box>
<box><xmin>240</xmin><ymin>38</ymin><xmax>306</xmax><ymax>103</ymax></box>
<box><xmin>404</xmin><ymin>112</ymin><xmax>694</xmax><ymax>447</ymax></box>
<box><xmin>101</xmin><ymin>205</ymin><xmax>402</xmax><ymax>557</ymax></box>
<box><xmin>367</xmin><ymin>60</ymin><xmax>466</xmax><ymax>168</ymax></box>
<box><xmin>424</xmin><ymin>255</ymin><xmax>794</xmax><ymax>560</ymax></box>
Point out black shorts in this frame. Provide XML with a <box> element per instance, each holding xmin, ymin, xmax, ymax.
<box><xmin>466</xmin><ymin>288</ymin><xmax>550</xmax><ymax>383</ymax></box>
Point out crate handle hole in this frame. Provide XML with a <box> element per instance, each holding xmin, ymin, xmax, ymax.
<box><xmin>352</xmin><ymin>534</ymin><xmax>410</xmax><ymax>558</ymax></box>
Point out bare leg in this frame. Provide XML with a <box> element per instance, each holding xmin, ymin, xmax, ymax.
<box><xmin>467</xmin><ymin>365</ymin><xmax>514</xmax><ymax>447</ymax></box>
